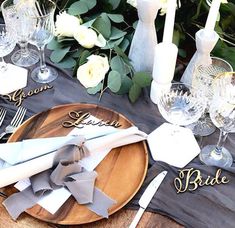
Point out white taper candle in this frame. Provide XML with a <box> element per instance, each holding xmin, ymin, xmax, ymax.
<box><xmin>162</xmin><ymin>0</ymin><xmax>177</xmax><ymax>43</ymax></box>
<box><xmin>205</xmin><ymin>0</ymin><xmax>221</xmax><ymax>32</ymax></box>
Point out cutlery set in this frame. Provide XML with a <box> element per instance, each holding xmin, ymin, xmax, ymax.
<box><xmin>0</xmin><ymin>106</ymin><xmax>27</xmax><ymax>141</ymax></box>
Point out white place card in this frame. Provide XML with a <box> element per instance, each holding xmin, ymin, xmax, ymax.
<box><xmin>0</xmin><ymin>64</ymin><xmax>27</xmax><ymax>95</ymax></box>
<box><xmin>147</xmin><ymin>123</ymin><xmax>200</xmax><ymax>168</ymax></box>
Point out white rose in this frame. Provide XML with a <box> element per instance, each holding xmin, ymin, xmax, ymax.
<box><xmin>74</xmin><ymin>25</ymin><xmax>98</xmax><ymax>49</ymax></box>
<box><xmin>77</xmin><ymin>55</ymin><xmax>109</xmax><ymax>88</ymax></box>
<box><xmin>55</xmin><ymin>11</ymin><xmax>80</xmax><ymax>37</ymax></box>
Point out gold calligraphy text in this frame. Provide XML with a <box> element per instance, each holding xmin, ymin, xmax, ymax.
<box><xmin>174</xmin><ymin>168</ymin><xmax>229</xmax><ymax>193</ymax></box>
<box><xmin>62</xmin><ymin>111</ymin><xmax>122</xmax><ymax>129</ymax></box>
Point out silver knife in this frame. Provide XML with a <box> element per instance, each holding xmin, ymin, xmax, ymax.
<box><xmin>129</xmin><ymin>171</ymin><xmax>168</xmax><ymax>228</ymax></box>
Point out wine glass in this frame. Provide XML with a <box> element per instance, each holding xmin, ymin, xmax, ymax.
<box><xmin>188</xmin><ymin>57</ymin><xmax>233</xmax><ymax>136</ymax></box>
<box><xmin>157</xmin><ymin>83</ymin><xmax>206</xmax><ymax>128</ymax></box>
<box><xmin>199</xmin><ymin>72</ymin><xmax>235</xmax><ymax>168</ymax></box>
<box><xmin>1</xmin><ymin>0</ymin><xmax>39</xmax><ymax>67</ymax></box>
<box><xmin>29</xmin><ymin>0</ymin><xmax>58</xmax><ymax>83</ymax></box>
<box><xmin>0</xmin><ymin>24</ymin><xmax>16</xmax><ymax>73</ymax></box>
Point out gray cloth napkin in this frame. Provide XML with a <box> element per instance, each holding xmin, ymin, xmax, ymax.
<box><xmin>1</xmin><ymin>48</ymin><xmax>235</xmax><ymax>227</ymax></box>
<box><xmin>3</xmin><ymin>137</ymin><xmax>116</xmax><ymax>220</ymax></box>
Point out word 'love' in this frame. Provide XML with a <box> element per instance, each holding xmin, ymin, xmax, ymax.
<box><xmin>2</xmin><ymin>84</ymin><xmax>53</xmax><ymax>106</ymax></box>
<box><xmin>62</xmin><ymin>111</ymin><xmax>122</xmax><ymax>129</ymax></box>
<box><xmin>174</xmin><ymin>168</ymin><xmax>229</xmax><ymax>193</ymax></box>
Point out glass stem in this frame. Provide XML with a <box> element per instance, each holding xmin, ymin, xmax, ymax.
<box><xmin>214</xmin><ymin>130</ymin><xmax>228</xmax><ymax>156</ymax></box>
<box><xmin>19</xmin><ymin>41</ymin><xmax>30</xmax><ymax>57</ymax></box>
<box><xmin>0</xmin><ymin>57</ymin><xmax>7</xmax><ymax>72</ymax></box>
<box><xmin>38</xmin><ymin>46</ymin><xmax>47</xmax><ymax>74</ymax></box>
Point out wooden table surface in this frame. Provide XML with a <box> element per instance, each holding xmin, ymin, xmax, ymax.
<box><xmin>0</xmin><ymin>194</ymin><xmax>183</xmax><ymax>228</ymax></box>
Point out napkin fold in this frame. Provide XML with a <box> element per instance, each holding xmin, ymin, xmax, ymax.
<box><xmin>0</xmin><ymin>126</ymin><xmax>147</xmax><ymax>188</ymax></box>
<box><xmin>3</xmin><ymin>141</ymin><xmax>115</xmax><ymax>220</ymax></box>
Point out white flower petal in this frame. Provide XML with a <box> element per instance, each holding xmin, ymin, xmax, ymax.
<box><xmin>74</xmin><ymin>26</ymin><xmax>97</xmax><ymax>49</ymax></box>
<box><xmin>95</xmin><ymin>33</ymin><xmax>107</xmax><ymax>47</ymax></box>
<box><xmin>77</xmin><ymin>55</ymin><xmax>109</xmax><ymax>88</ymax></box>
<box><xmin>55</xmin><ymin>11</ymin><xmax>80</xmax><ymax>37</ymax></box>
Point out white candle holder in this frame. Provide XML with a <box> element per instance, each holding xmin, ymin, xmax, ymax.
<box><xmin>180</xmin><ymin>29</ymin><xmax>219</xmax><ymax>85</ymax></box>
<box><xmin>150</xmin><ymin>42</ymin><xmax>178</xmax><ymax>104</ymax></box>
<box><xmin>128</xmin><ymin>0</ymin><xmax>160</xmax><ymax>73</ymax></box>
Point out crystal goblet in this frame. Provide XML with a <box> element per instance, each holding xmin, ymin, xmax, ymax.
<box><xmin>1</xmin><ymin>0</ymin><xmax>39</xmax><ymax>67</ymax></box>
<box><xmin>0</xmin><ymin>24</ymin><xmax>16</xmax><ymax>73</ymax></box>
<box><xmin>188</xmin><ymin>57</ymin><xmax>233</xmax><ymax>136</ymax></box>
<box><xmin>29</xmin><ymin>0</ymin><xmax>58</xmax><ymax>83</ymax></box>
<box><xmin>199</xmin><ymin>72</ymin><xmax>235</xmax><ymax>168</ymax></box>
<box><xmin>157</xmin><ymin>83</ymin><xmax>206</xmax><ymax>129</ymax></box>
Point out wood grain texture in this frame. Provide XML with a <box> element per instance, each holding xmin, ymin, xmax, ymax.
<box><xmin>7</xmin><ymin>103</ymin><xmax>148</xmax><ymax>225</ymax></box>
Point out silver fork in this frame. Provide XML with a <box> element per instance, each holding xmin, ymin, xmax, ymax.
<box><xmin>0</xmin><ymin>108</ymin><xmax>7</xmax><ymax>127</ymax></box>
<box><xmin>0</xmin><ymin>106</ymin><xmax>27</xmax><ymax>140</ymax></box>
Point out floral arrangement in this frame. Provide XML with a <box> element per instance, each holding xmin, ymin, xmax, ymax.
<box><xmin>50</xmin><ymin>0</ymin><xmax>235</xmax><ymax>102</ymax></box>
<box><xmin>49</xmin><ymin>0</ymin><xmax>162</xmax><ymax>102</ymax></box>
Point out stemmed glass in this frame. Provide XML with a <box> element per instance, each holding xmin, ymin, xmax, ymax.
<box><xmin>188</xmin><ymin>57</ymin><xmax>233</xmax><ymax>136</ymax></box>
<box><xmin>1</xmin><ymin>0</ymin><xmax>39</xmax><ymax>67</ymax></box>
<box><xmin>0</xmin><ymin>24</ymin><xmax>16</xmax><ymax>74</ymax></box>
<box><xmin>29</xmin><ymin>0</ymin><xmax>58</xmax><ymax>83</ymax></box>
<box><xmin>199</xmin><ymin>72</ymin><xmax>235</xmax><ymax>168</ymax></box>
<box><xmin>157</xmin><ymin>83</ymin><xmax>206</xmax><ymax>130</ymax></box>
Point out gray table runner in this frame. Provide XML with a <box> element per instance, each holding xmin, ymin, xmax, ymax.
<box><xmin>0</xmin><ymin>48</ymin><xmax>235</xmax><ymax>228</ymax></box>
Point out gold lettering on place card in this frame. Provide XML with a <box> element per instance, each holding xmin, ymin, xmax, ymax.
<box><xmin>62</xmin><ymin>111</ymin><xmax>122</xmax><ymax>129</ymax></box>
<box><xmin>174</xmin><ymin>168</ymin><xmax>229</xmax><ymax>193</ymax></box>
<box><xmin>1</xmin><ymin>84</ymin><xmax>53</xmax><ymax>106</ymax></box>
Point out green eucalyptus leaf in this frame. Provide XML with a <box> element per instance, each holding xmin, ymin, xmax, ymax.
<box><xmin>107</xmin><ymin>14</ymin><xmax>124</xmax><ymax>23</ymax></box>
<box><xmin>119</xmin><ymin>38</ymin><xmax>130</xmax><ymax>52</ymax></box>
<box><xmin>83</xmin><ymin>18</ymin><xmax>96</xmax><ymax>27</ymax></box>
<box><xmin>110</xmin><ymin>27</ymin><xmax>127</xmax><ymax>40</ymax></box>
<box><xmin>87</xmin><ymin>82</ymin><xmax>103</xmax><ymax>94</ymax></box>
<box><xmin>81</xmin><ymin>0</ymin><xmax>96</xmax><ymax>9</ymax></box>
<box><xmin>117</xmin><ymin>75</ymin><xmax>133</xmax><ymax>95</ymax></box>
<box><xmin>173</xmin><ymin>29</ymin><xmax>180</xmax><ymax>47</ymax></box>
<box><xmin>92</xmin><ymin>16</ymin><xmax>111</xmax><ymax>39</ymax></box>
<box><xmin>101</xmin><ymin>13</ymin><xmax>111</xmax><ymax>25</ymax></box>
<box><xmin>212</xmin><ymin>41</ymin><xmax>235</xmax><ymax>70</ymax></box>
<box><xmin>102</xmin><ymin>37</ymin><xmax>124</xmax><ymax>49</ymax></box>
<box><xmin>110</xmin><ymin>56</ymin><xmax>131</xmax><ymax>75</ymax></box>
<box><xmin>107</xmin><ymin>0</ymin><xmax>121</xmax><ymax>10</ymax></box>
<box><xmin>79</xmin><ymin>50</ymin><xmax>91</xmax><ymax>65</ymax></box>
<box><xmin>50</xmin><ymin>46</ymin><xmax>70</xmax><ymax>63</ymax></box>
<box><xmin>68</xmin><ymin>1</ymin><xmax>88</xmax><ymax>15</ymax></box>
<box><xmin>129</xmin><ymin>83</ymin><xmax>141</xmax><ymax>103</ymax></box>
<box><xmin>56</xmin><ymin>57</ymin><xmax>76</xmax><ymax>68</ymax></box>
<box><xmin>133</xmin><ymin>21</ymin><xmax>138</xmax><ymax>29</ymax></box>
<box><xmin>107</xmin><ymin>70</ymin><xmax>122</xmax><ymax>92</ymax></box>
<box><xmin>133</xmin><ymin>72</ymin><xmax>152</xmax><ymax>87</ymax></box>
<box><xmin>47</xmin><ymin>38</ymin><xmax>63</xmax><ymax>50</ymax></box>
<box><xmin>113</xmin><ymin>45</ymin><xmax>129</xmax><ymax>60</ymax></box>
<box><xmin>71</xmin><ymin>48</ymin><xmax>84</xmax><ymax>58</ymax></box>
<box><xmin>178</xmin><ymin>48</ymin><xmax>186</xmax><ymax>58</ymax></box>
<box><xmin>110</xmin><ymin>56</ymin><xmax>123</xmax><ymax>72</ymax></box>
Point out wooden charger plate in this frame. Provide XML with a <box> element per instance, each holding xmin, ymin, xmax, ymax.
<box><xmin>8</xmin><ymin>103</ymin><xmax>148</xmax><ymax>225</ymax></box>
